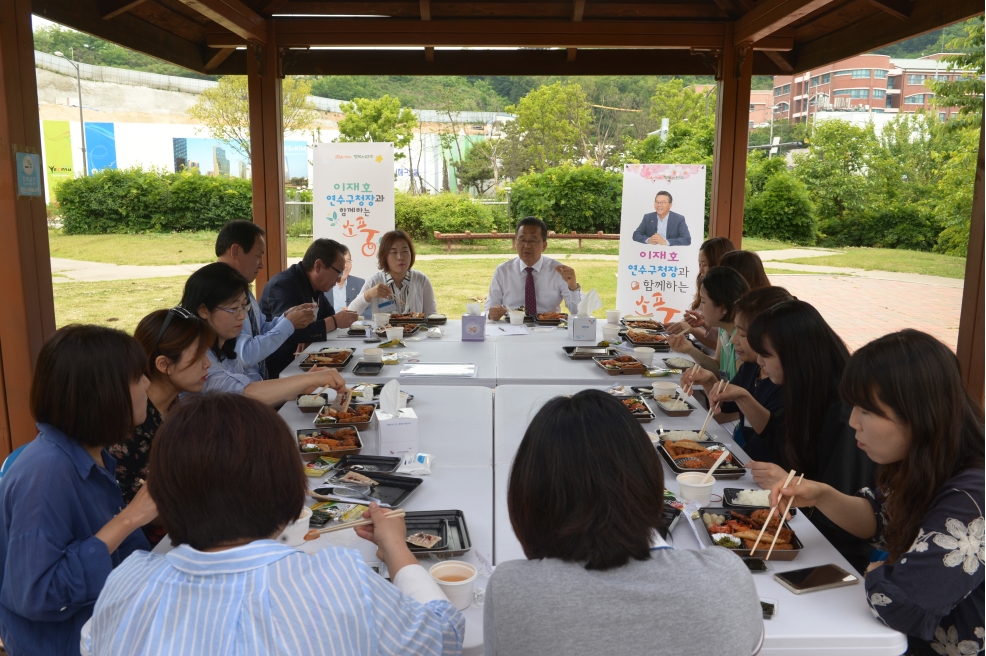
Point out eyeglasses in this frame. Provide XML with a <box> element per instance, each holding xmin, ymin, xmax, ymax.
<box><xmin>328</xmin><ymin>262</ymin><xmax>345</xmax><ymax>276</ymax></box>
<box><xmin>154</xmin><ymin>306</ymin><xmax>196</xmax><ymax>352</ymax></box>
<box><xmin>516</xmin><ymin>239</ymin><xmax>544</xmax><ymax>246</ymax></box>
<box><xmin>215</xmin><ymin>303</ymin><xmax>250</xmax><ymax>317</ymax></box>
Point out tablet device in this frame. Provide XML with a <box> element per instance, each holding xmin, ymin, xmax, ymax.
<box><xmin>774</xmin><ymin>564</ymin><xmax>858</xmax><ymax>594</ymax></box>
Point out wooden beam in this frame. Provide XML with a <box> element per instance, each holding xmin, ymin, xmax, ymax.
<box><xmin>100</xmin><ymin>0</ymin><xmax>148</xmax><ymax>19</ymax></box>
<box><xmin>176</xmin><ymin>0</ymin><xmax>266</xmax><ymax>43</ymax></box>
<box><xmin>248</xmin><ymin>32</ymin><xmax>286</xmax><ymax>294</ymax></box>
<box><xmin>709</xmin><ymin>28</ymin><xmax>753</xmax><ymax>248</ymax></box>
<box><xmin>204</xmin><ymin>45</ymin><xmax>235</xmax><ymax>69</ymax></box>
<box><xmin>763</xmin><ymin>49</ymin><xmax>795</xmax><ymax>72</ymax></box>
<box><xmin>572</xmin><ymin>0</ymin><xmax>585</xmax><ymax>21</ymax></box>
<box><xmin>734</xmin><ymin>0</ymin><xmax>839</xmax><ymax>45</ymax></box>
<box><xmin>261</xmin><ymin>1</ymin><xmax>728</xmax><ymax>19</ymax></box>
<box><xmin>795</xmin><ymin>0</ymin><xmax>982</xmax><ymax>71</ymax></box>
<box><xmin>0</xmin><ymin>0</ymin><xmax>58</xmax><ymax>457</ymax></box>
<box><xmin>864</xmin><ymin>0</ymin><xmax>912</xmax><ymax>20</ymax></box>
<box><xmin>209</xmin><ymin>19</ymin><xmax>730</xmax><ymax>48</ymax></box>
<box><xmin>956</xmin><ymin>119</ymin><xmax>984</xmax><ymax>402</ymax></box>
<box><xmin>418</xmin><ymin>0</ymin><xmax>429</xmax><ymax>19</ymax></box>
<box><xmin>33</xmin><ymin>0</ymin><xmax>208</xmax><ymax>72</ymax></box>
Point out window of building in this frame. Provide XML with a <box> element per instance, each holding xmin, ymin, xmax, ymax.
<box><xmin>907</xmin><ymin>74</ymin><xmax>926</xmax><ymax>85</ymax></box>
<box><xmin>834</xmin><ymin>69</ymin><xmax>851</xmax><ymax>76</ymax></box>
<box><xmin>929</xmin><ymin>74</ymin><xmax>949</xmax><ymax>81</ymax></box>
<box><xmin>833</xmin><ymin>89</ymin><xmax>870</xmax><ymax>98</ymax></box>
<box><xmin>783</xmin><ymin>84</ymin><xmax>790</xmax><ymax>94</ymax></box>
<box><xmin>886</xmin><ymin>97</ymin><xmax>893</xmax><ymax>108</ymax></box>
<box><xmin>874</xmin><ymin>70</ymin><xmax>888</xmax><ymax>79</ymax></box>
<box><xmin>939</xmin><ymin>112</ymin><xmax>947</xmax><ymax>121</ymax></box>
<box><xmin>776</xmin><ymin>102</ymin><xmax>789</xmax><ymax>112</ymax></box>
<box><xmin>887</xmin><ymin>77</ymin><xmax>896</xmax><ymax>89</ymax></box>
<box><xmin>749</xmin><ymin>121</ymin><xmax>755</xmax><ymax>128</ymax></box>
<box><xmin>903</xmin><ymin>94</ymin><xmax>926</xmax><ymax>104</ymax></box>
<box><xmin>821</xmin><ymin>73</ymin><xmax>831</xmax><ymax>84</ymax></box>
<box><xmin>810</xmin><ymin>76</ymin><xmax>818</xmax><ymax>87</ymax></box>
<box><xmin>872</xmin><ymin>89</ymin><xmax>886</xmax><ymax>99</ymax></box>
<box><xmin>774</xmin><ymin>87</ymin><xmax>783</xmax><ymax>96</ymax></box>
<box><xmin>851</xmin><ymin>69</ymin><xmax>871</xmax><ymax>78</ymax></box>
<box><xmin>872</xmin><ymin>109</ymin><xmax>885</xmax><ymax>113</ymax></box>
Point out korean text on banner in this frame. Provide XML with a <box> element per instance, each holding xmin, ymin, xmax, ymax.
<box><xmin>313</xmin><ymin>143</ymin><xmax>396</xmax><ymax>281</ymax></box>
<box><xmin>615</xmin><ymin>164</ymin><xmax>706</xmax><ymax>322</ymax></box>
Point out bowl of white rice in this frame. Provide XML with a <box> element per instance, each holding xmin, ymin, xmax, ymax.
<box><xmin>733</xmin><ymin>489</ymin><xmax>771</xmax><ymax>506</ymax></box>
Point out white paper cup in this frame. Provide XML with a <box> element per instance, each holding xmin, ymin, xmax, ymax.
<box><xmin>652</xmin><ymin>382</ymin><xmax>677</xmax><ymax>398</ymax></box>
<box><xmin>363</xmin><ymin>348</ymin><xmax>383</xmax><ymax>363</ymax></box>
<box><xmin>373</xmin><ymin>313</ymin><xmax>391</xmax><ymax>327</ymax></box>
<box><xmin>276</xmin><ymin>506</ymin><xmax>312</xmax><ymax>547</ymax></box>
<box><xmin>634</xmin><ymin>347</ymin><xmax>655</xmax><ymax>367</ymax></box>
<box><xmin>509</xmin><ymin>312</ymin><xmax>525</xmax><ymax>325</ymax></box>
<box><xmin>606</xmin><ymin>310</ymin><xmax>621</xmax><ymax>324</ymax></box>
<box><xmin>602</xmin><ymin>324</ymin><xmax>622</xmax><ymax>343</ymax></box>
<box><xmin>429</xmin><ymin>561</ymin><xmax>478</xmax><ymax>610</ymax></box>
<box><xmin>677</xmin><ymin>472</ymin><xmax>715</xmax><ymax>506</ymax></box>
<box><xmin>385</xmin><ymin>327</ymin><xmax>403</xmax><ymax>341</ymax></box>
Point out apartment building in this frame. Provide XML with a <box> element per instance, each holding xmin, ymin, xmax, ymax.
<box><xmin>771</xmin><ymin>53</ymin><xmax>972</xmax><ymax>123</ymax></box>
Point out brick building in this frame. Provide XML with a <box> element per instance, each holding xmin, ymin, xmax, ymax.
<box><xmin>771</xmin><ymin>53</ymin><xmax>973</xmax><ymax>124</ymax></box>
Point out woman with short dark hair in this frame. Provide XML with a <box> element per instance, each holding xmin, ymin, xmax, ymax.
<box><xmin>86</xmin><ymin>393</ymin><xmax>464</xmax><ymax>655</ymax></box>
<box><xmin>484</xmin><ymin>390</ymin><xmax>762</xmax><ymax>656</ymax></box>
<box><xmin>719</xmin><ymin>250</ymin><xmax>771</xmax><ymax>291</ymax></box>
<box><xmin>770</xmin><ymin>330</ymin><xmax>984</xmax><ymax>655</ymax></box>
<box><xmin>747</xmin><ymin>300</ymin><xmax>877</xmax><ymax>572</ymax></box>
<box><xmin>182</xmin><ymin>262</ymin><xmax>348</xmax><ymax>404</ymax></box>
<box><xmin>348</xmin><ymin>230</ymin><xmax>438</xmax><ymax>317</ymax></box>
<box><xmin>0</xmin><ymin>325</ymin><xmax>158</xmax><ymax>656</ymax></box>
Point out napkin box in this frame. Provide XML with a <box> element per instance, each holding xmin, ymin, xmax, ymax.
<box><xmin>374</xmin><ymin>407</ymin><xmax>419</xmax><ymax>458</ymax></box>
<box><xmin>461</xmin><ymin>313</ymin><xmax>486</xmax><ymax>341</ymax></box>
<box><xmin>568</xmin><ymin>316</ymin><xmax>597</xmax><ymax>341</ymax></box>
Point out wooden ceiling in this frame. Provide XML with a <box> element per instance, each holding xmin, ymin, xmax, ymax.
<box><xmin>31</xmin><ymin>0</ymin><xmax>983</xmax><ymax>77</ymax></box>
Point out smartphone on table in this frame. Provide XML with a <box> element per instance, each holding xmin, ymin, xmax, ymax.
<box><xmin>774</xmin><ymin>564</ymin><xmax>859</xmax><ymax>594</ymax></box>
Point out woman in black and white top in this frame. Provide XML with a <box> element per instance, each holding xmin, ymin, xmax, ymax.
<box><xmin>349</xmin><ymin>230</ymin><xmax>438</xmax><ymax>317</ymax></box>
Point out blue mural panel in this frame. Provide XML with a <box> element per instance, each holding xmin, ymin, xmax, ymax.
<box><xmin>84</xmin><ymin>122</ymin><xmax>117</xmax><ymax>173</ymax></box>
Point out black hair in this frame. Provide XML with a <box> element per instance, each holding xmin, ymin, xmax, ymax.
<box><xmin>748</xmin><ymin>300</ymin><xmax>850</xmax><ymax>475</ymax></box>
<box><xmin>719</xmin><ymin>250</ymin><xmax>770</xmax><ymax>290</ymax></box>
<box><xmin>700</xmin><ymin>266</ymin><xmax>750</xmax><ymax>323</ymax></box>
<box><xmin>515</xmin><ymin>217</ymin><xmax>548</xmax><ymax>242</ymax></box>
<box><xmin>180</xmin><ymin>262</ymin><xmax>250</xmax><ymax>360</ymax></box>
<box><xmin>301</xmin><ymin>238</ymin><xmax>345</xmax><ymax>272</ymax></box>
<box><xmin>655</xmin><ymin>191</ymin><xmax>673</xmax><ymax>203</ymax></box>
<box><xmin>215</xmin><ymin>220</ymin><xmax>265</xmax><ymax>257</ymax></box>
<box><xmin>508</xmin><ymin>389</ymin><xmax>666</xmax><ymax>571</ymax></box>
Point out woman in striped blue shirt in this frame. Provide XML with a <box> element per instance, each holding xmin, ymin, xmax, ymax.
<box><xmin>84</xmin><ymin>393</ymin><xmax>464</xmax><ymax>656</ymax></box>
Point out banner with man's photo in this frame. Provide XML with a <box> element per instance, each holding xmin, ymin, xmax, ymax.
<box><xmin>615</xmin><ymin>164</ymin><xmax>707</xmax><ymax>323</ymax></box>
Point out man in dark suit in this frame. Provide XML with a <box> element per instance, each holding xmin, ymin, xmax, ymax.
<box><xmin>324</xmin><ymin>244</ymin><xmax>371</xmax><ymax>320</ymax></box>
<box><xmin>259</xmin><ymin>239</ymin><xmax>359</xmax><ymax>377</ymax></box>
<box><xmin>631</xmin><ymin>191</ymin><xmax>692</xmax><ymax>246</ymax></box>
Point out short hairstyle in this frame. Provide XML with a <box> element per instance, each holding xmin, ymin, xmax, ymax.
<box><xmin>134</xmin><ymin>309</ymin><xmax>215</xmax><ymax>385</ymax></box>
<box><xmin>377</xmin><ymin>230</ymin><xmax>416</xmax><ymax>272</ymax></box>
<box><xmin>732</xmin><ymin>286</ymin><xmax>794</xmax><ymax>326</ymax></box>
<box><xmin>655</xmin><ymin>191</ymin><xmax>673</xmax><ymax>203</ymax></box>
<box><xmin>215</xmin><ymin>220</ymin><xmax>265</xmax><ymax>257</ymax></box>
<box><xmin>719</xmin><ymin>250</ymin><xmax>770</xmax><ymax>290</ymax></box>
<box><xmin>841</xmin><ymin>330</ymin><xmax>984</xmax><ymax>561</ymax></box>
<box><xmin>180</xmin><ymin>262</ymin><xmax>250</xmax><ymax>314</ymax></box>
<box><xmin>700</xmin><ymin>266</ymin><xmax>750</xmax><ymax>323</ymax></box>
<box><xmin>508</xmin><ymin>390</ymin><xmax>666</xmax><ymax>571</ymax></box>
<box><xmin>31</xmin><ymin>325</ymin><xmax>146</xmax><ymax>448</ymax></box>
<box><xmin>515</xmin><ymin>216</ymin><xmax>548</xmax><ymax>242</ymax></box>
<box><xmin>149</xmin><ymin>393</ymin><xmax>308</xmax><ymax>550</ymax></box>
<box><xmin>338</xmin><ymin>243</ymin><xmax>351</xmax><ymax>257</ymax></box>
<box><xmin>302</xmin><ymin>238</ymin><xmax>345</xmax><ymax>272</ymax></box>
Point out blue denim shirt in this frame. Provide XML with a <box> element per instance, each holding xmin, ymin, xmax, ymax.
<box><xmin>0</xmin><ymin>424</ymin><xmax>149</xmax><ymax>656</ymax></box>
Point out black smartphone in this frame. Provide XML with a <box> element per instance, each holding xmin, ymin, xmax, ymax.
<box><xmin>742</xmin><ymin>557</ymin><xmax>768</xmax><ymax>573</ymax></box>
<box><xmin>352</xmin><ymin>362</ymin><xmax>384</xmax><ymax>376</ymax></box>
<box><xmin>774</xmin><ymin>564</ymin><xmax>859</xmax><ymax>594</ymax></box>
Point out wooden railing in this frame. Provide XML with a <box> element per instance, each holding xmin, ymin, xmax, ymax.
<box><xmin>433</xmin><ymin>230</ymin><xmax>619</xmax><ymax>252</ymax></box>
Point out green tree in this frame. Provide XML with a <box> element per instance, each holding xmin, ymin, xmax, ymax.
<box><xmin>456</xmin><ymin>141</ymin><xmax>495</xmax><ymax>196</ymax></box>
<box><xmin>510</xmin><ymin>164</ymin><xmax>623</xmax><ymax>234</ymax></box>
<box><xmin>504</xmin><ymin>82</ymin><xmax>594</xmax><ymax>171</ymax></box>
<box><xmin>648</xmin><ymin>79</ymin><xmax>708</xmax><ymax>126</ymax></box>
<box><xmin>336</xmin><ymin>95</ymin><xmax>417</xmax><ymax>161</ymax></box>
<box><xmin>931</xmin><ymin>126</ymin><xmax>980</xmax><ymax>255</ymax></box>
<box><xmin>928</xmin><ymin>15</ymin><xmax>984</xmax><ymax>129</ymax></box>
<box><xmin>187</xmin><ymin>76</ymin><xmax>319</xmax><ymax>161</ymax></box>
<box><xmin>744</xmin><ymin>171</ymin><xmax>817</xmax><ymax>245</ymax></box>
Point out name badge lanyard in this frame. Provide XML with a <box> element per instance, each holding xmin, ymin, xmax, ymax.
<box><xmin>384</xmin><ymin>274</ymin><xmax>410</xmax><ymax>314</ymax></box>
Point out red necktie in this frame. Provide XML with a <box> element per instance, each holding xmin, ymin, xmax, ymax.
<box><xmin>525</xmin><ymin>267</ymin><xmax>537</xmax><ymax>317</ymax></box>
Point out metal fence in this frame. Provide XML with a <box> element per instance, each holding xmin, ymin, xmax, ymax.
<box><xmin>34</xmin><ymin>50</ymin><xmax>218</xmax><ymax>95</ymax></box>
<box><xmin>286</xmin><ymin>201</ymin><xmax>314</xmax><ymax>237</ymax></box>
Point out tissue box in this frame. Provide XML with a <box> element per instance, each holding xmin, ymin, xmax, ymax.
<box><xmin>568</xmin><ymin>316</ymin><xmax>597</xmax><ymax>341</ymax></box>
<box><xmin>374</xmin><ymin>407</ymin><xmax>419</xmax><ymax>458</ymax></box>
<box><xmin>461</xmin><ymin>313</ymin><xmax>486</xmax><ymax>341</ymax></box>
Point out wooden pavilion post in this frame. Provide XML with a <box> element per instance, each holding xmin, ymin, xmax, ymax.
<box><xmin>0</xmin><ymin>0</ymin><xmax>58</xmax><ymax>457</ymax></box>
<box><xmin>955</xmin><ymin>120</ymin><xmax>984</xmax><ymax>401</ymax></box>
<box><xmin>709</xmin><ymin>25</ymin><xmax>754</xmax><ymax>248</ymax></box>
<box><xmin>247</xmin><ymin>22</ymin><xmax>287</xmax><ymax>295</ymax></box>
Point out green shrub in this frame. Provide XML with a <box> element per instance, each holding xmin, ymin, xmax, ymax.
<box><xmin>819</xmin><ymin>205</ymin><xmax>941</xmax><ymax>251</ymax></box>
<box><xmin>418</xmin><ymin>193</ymin><xmax>496</xmax><ymax>236</ymax></box>
<box><xmin>167</xmin><ymin>171</ymin><xmax>252</xmax><ymax>232</ymax></box>
<box><xmin>395</xmin><ymin>192</ymin><xmax>427</xmax><ymax>240</ymax></box>
<box><xmin>510</xmin><ymin>164</ymin><xmax>623</xmax><ymax>233</ymax></box>
<box><xmin>57</xmin><ymin>168</ymin><xmax>170</xmax><ymax>234</ymax></box>
<box><xmin>744</xmin><ymin>171</ymin><xmax>817</xmax><ymax>244</ymax></box>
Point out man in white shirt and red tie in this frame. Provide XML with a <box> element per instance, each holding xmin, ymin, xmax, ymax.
<box><xmin>485</xmin><ymin>217</ymin><xmax>582</xmax><ymax>320</ymax></box>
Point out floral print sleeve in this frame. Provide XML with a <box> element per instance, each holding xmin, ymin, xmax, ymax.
<box><xmin>861</xmin><ymin>470</ymin><xmax>985</xmax><ymax>656</ymax></box>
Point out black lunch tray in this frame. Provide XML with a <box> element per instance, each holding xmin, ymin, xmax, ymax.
<box><xmin>333</xmin><ymin>454</ymin><xmax>402</xmax><ymax>473</ymax></box>
<box><xmin>404</xmin><ymin>510</ymin><xmax>473</xmax><ymax>557</ymax></box>
<box><xmin>562</xmin><ymin>345</ymin><xmax>619</xmax><ymax>359</ymax></box>
<box><xmin>315</xmin><ymin>471</ymin><xmax>423</xmax><ymax>507</ymax></box>
<box><xmin>657</xmin><ymin>441</ymin><xmax>747</xmax><ymax>479</ymax></box>
<box><xmin>619</xmin><ymin>396</ymin><xmax>656</xmax><ymax>423</ymax></box>
<box><xmin>299</xmin><ymin>348</ymin><xmax>356</xmax><ymax>371</ymax></box>
<box><xmin>722</xmin><ymin>488</ymin><xmax>797</xmax><ymax>516</ymax></box>
<box><xmin>621</xmin><ymin>329</ymin><xmax>671</xmax><ymax>351</ymax></box>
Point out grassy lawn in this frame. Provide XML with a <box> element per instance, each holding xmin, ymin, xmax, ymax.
<box><xmin>783</xmin><ymin>248</ymin><xmax>967</xmax><ymax>279</ymax></box>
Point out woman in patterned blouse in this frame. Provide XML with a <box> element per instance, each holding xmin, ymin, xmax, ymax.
<box><xmin>110</xmin><ymin>308</ymin><xmax>214</xmax><ymax>509</ymax></box>
<box><xmin>770</xmin><ymin>330</ymin><xmax>984</xmax><ymax>656</ymax></box>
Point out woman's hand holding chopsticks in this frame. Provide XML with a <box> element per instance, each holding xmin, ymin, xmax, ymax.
<box><xmin>353</xmin><ymin>503</ymin><xmax>419</xmax><ymax>577</ymax></box>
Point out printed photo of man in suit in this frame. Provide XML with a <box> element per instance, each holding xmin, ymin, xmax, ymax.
<box><xmin>631</xmin><ymin>191</ymin><xmax>692</xmax><ymax>246</ymax></box>
<box><xmin>325</xmin><ymin>244</ymin><xmax>371</xmax><ymax>319</ymax></box>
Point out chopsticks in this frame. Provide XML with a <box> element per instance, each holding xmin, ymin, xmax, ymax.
<box><xmin>749</xmin><ymin>469</ymin><xmax>796</xmax><ymax>556</ymax></box>
<box><xmin>675</xmin><ymin>364</ymin><xmax>701</xmax><ymax>410</ymax></box>
<box><xmin>311</xmin><ymin>508</ymin><xmax>406</xmax><ymax>535</ymax></box>
<box><xmin>697</xmin><ymin>379</ymin><xmax>727</xmax><ymax>440</ymax></box>
<box><xmin>765</xmin><ymin>475</ymin><xmax>804</xmax><ymax>560</ymax></box>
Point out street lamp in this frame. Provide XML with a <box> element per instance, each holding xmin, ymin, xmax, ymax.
<box><xmin>769</xmin><ymin>104</ymin><xmax>784</xmax><ymax>158</ymax></box>
<box><xmin>53</xmin><ymin>49</ymin><xmax>88</xmax><ymax>177</ymax></box>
